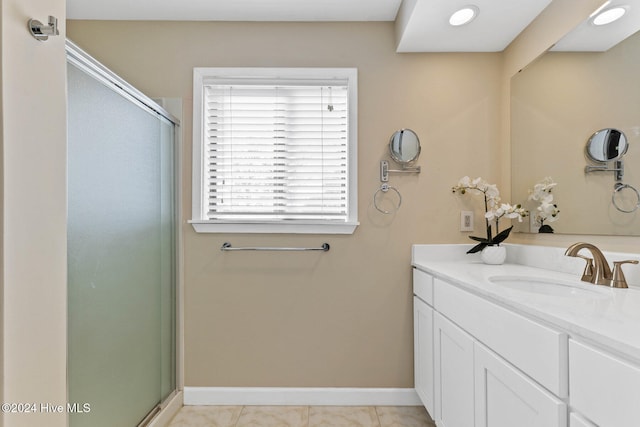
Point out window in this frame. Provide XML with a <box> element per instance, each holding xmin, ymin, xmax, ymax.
<box><xmin>191</xmin><ymin>68</ymin><xmax>358</xmax><ymax>234</ymax></box>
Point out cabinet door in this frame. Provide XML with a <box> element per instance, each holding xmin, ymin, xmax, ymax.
<box><xmin>474</xmin><ymin>342</ymin><xmax>567</xmax><ymax>427</ymax></box>
<box><xmin>434</xmin><ymin>313</ymin><xmax>474</xmax><ymax>427</ymax></box>
<box><xmin>414</xmin><ymin>297</ymin><xmax>434</xmax><ymax>417</ymax></box>
<box><xmin>569</xmin><ymin>413</ymin><xmax>596</xmax><ymax>427</ymax></box>
<box><xmin>570</xmin><ymin>339</ymin><xmax>640</xmax><ymax>427</ymax></box>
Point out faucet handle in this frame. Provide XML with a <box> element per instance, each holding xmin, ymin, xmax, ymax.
<box><xmin>611</xmin><ymin>260</ymin><xmax>639</xmax><ymax>288</ymax></box>
<box><xmin>575</xmin><ymin>254</ymin><xmax>595</xmax><ymax>283</ymax></box>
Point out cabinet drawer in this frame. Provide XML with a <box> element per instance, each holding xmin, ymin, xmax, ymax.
<box><xmin>434</xmin><ymin>278</ymin><xmax>568</xmax><ymax>397</ymax></box>
<box><xmin>413</xmin><ymin>269</ymin><xmax>433</xmax><ymax>305</ymax></box>
<box><xmin>570</xmin><ymin>339</ymin><xmax>640</xmax><ymax>427</ymax></box>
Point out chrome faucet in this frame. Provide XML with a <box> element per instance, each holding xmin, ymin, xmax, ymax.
<box><xmin>565</xmin><ymin>242</ymin><xmax>638</xmax><ymax>288</ymax></box>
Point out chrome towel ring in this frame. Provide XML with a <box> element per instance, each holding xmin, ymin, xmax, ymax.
<box><xmin>612</xmin><ymin>183</ymin><xmax>640</xmax><ymax>213</ymax></box>
<box><xmin>373</xmin><ymin>183</ymin><xmax>402</xmax><ymax>214</ymax></box>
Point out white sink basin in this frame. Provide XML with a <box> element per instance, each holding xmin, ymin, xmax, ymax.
<box><xmin>488</xmin><ymin>275</ymin><xmax>610</xmax><ymax>299</ymax></box>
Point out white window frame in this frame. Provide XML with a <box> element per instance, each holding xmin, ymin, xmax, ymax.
<box><xmin>190</xmin><ymin>67</ymin><xmax>358</xmax><ymax>234</ymax></box>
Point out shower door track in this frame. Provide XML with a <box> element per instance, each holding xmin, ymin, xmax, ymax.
<box><xmin>66</xmin><ymin>39</ymin><xmax>180</xmax><ymax>126</ymax></box>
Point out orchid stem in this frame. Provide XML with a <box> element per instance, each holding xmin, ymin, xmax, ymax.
<box><xmin>483</xmin><ymin>192</ymin><xmax>491</xmax><ymax>240</ymax></box>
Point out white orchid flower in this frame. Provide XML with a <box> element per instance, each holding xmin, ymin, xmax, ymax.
<box><xmin>484</xmin><ymin>203</ymin><xmax>527</xmax><ymax>223</ymax></box>
<box><xmin>538</xmin><ymin>199</ymin><xmax>560</xmax><ymax>223</ymax></box>
<box><xmin>453</xmin><ymin>176</ymin><xmax>528</xmax><ymax>248</ymax></box>
<box><xmin>459</xmin><ymin>176</ymin><xmax>472</xmax><ymax>187</ymax></box>
<box><xmin>485</xmin><ymin>184</ymin><xmax>500</xmax><ymax>199</ymax></box>
<box><xmin>528</xmin><ymin>177</ymin><xmax>557</xmax><ymax>202</ymax></box>
<box><xmin>540</xmin><ymin>176</ymin><xmax>557</xmax><ymax>190</ymax></box>
<box><xmin>541</xmin><ymin>194</ymin><xmax>554</xmax><ymax>204</ymax></box>
<box><xmin>471</xmin><ymin>177</ymin><xmax>483</xmax><ymax>187</ymax></box>
<box><xmin>528</xmin><ymin>177</ymin><xmax>559</xmax><ymax>226</ymax></box>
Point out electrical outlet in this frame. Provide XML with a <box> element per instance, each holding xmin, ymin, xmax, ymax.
<box><xmin>460</xmin><ymin>211</ymin><xmax>474</xmax><ymax>232</ymax></box>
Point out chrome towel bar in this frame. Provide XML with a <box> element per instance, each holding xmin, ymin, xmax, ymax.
<box><xmin>221</xmin><ymin>242</ymin><xmax>330</xmax><ymax>252</ymax></box>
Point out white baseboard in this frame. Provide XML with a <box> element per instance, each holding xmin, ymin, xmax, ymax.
<box><xmin>183</xmin><ymin>387</ymin><xmax>421</xmax><ymax>406</ymax></box>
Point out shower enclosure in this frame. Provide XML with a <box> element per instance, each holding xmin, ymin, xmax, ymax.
<box><xmin>66</xmin><ymin>41</ymin><xmax>178</xmax><ymax>427</ymax></box>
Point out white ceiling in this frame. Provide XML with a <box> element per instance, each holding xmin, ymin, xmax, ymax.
<box><xmin>65</xmin><ymin>0</ymin><xmax>402</xmax><ymax>22</ymax></box>
<box><xmin>65</xmin><ymin>0</ymin><xmax>639</xmax><ymax>53</ymax></box>
<box><xmin>551</xmin><ymin>0</ymin><xmax>640</xmax><ymax>51</ymax></box>
<box><xmin>396</xmin><ymin>0</ymin><xmax>552</xmax><ymax>52</ymax></box>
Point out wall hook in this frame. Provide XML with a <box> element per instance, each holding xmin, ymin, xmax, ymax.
<box><xmin>28</xmin><ymin>16</ymin><xmax>59</xmax><ymax>41</ymax></box>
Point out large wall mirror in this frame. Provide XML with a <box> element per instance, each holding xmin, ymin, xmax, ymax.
<box><xmin>511</xmin><ymin>14</ymin><xmax>640</xmax><ymax>236</ymax></box>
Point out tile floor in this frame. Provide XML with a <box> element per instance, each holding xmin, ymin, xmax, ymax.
<box><xmin>168</xmin><ymin>405</ymin><xmax>436</xmax><ymax>427</ymax></box>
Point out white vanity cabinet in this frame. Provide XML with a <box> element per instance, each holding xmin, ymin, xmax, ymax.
<box><xmin>474</xmin><ymin>342</ymin><xmax>566</xmax><ymax>427</ymax></box>
<box><xmin>433</xmin><ymin>312</ymin><xmax>474</xmax><ymax>427</ymax></box>
<box><xmin>413</xmin><ymin>268</ymin><xmax>568</xmax><ymax>427</ymax></box>
<box><xmin>569</xmin><ymin>339</ymin><xmax>640</xmax><ymax>427</ymax></box>
<box><xmin>413</xmin><ymin>269</ymin><xmax>435</xmax><ymax>417</ymax></box>
<box><xmin>569</xmin><ymin>413</ymin><xmax>596</xmax><ymax>427</ymax></box>
<box><xmin>412</xmin><ymin>244</ymin><xmax>640</xmax><ymax>427</ymax></box>
<box><xmin>434</xmin><ymin>277</ymin><xmax>568</xmax><ymax>398</ymax></box>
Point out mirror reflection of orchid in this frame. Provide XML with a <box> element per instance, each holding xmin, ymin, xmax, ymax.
<box><xmin>452</xmin><ymin>176</ymin><xmax>528</xmax><ymax>253</ymax></box>
<box><xmin>528</xmin><ymin>177</ymin><xmax>560</xmax><ymax>233</ymax></box>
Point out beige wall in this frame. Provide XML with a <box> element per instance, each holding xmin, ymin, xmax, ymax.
<box><xmin>1</xmin><ymin>0</ymin><xmax>67</xmax><ymax>426</ymax></box>
<box><xmin>68</xmin><ymin>21</ymin><xmax>503</xmax><ymax>387</ymax></box>
<box><xmin>498</xmin><ymin>0</ymin><xmax>603</xmax><ymax>194</ymax></box>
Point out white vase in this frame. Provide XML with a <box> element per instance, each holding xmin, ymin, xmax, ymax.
<box><xmin>481</xmin><ymin>245</ymin><xmax>506</xmax><ymax>265</ymax></box>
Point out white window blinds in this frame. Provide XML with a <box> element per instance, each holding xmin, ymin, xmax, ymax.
<box><xmin>204</xmin><ymin>82</ymin><xmax>350</xmax><ymax>221</ymax></box>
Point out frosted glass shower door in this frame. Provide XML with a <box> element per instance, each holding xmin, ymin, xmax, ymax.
<box><xmin>67</xmin><ymin>61</ymin><xmax>176</xmax><ymax>427</ymax></box>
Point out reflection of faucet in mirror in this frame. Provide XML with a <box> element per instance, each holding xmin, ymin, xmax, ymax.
<box><xmin>565</xmin><ymin>242</ymin><xmax>639</xmax><ymax>288</ymax></box>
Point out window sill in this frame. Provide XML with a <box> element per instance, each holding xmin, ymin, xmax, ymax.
<box><xmin>189</xmin><ymin>220</ymin><xmax>359</xmax><ymax>235</ymax></box>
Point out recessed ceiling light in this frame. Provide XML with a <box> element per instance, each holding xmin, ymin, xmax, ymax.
<box><xmin>449</xmin><ymin>5</ymin><xmax>479</xmax><ymax>27</ymax></box>
<box><xmin>592</xmin><ymin>6</ymin><xmax>627</xmax><ymax>26</ymax></box>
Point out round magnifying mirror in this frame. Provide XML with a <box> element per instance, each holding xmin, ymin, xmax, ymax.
<box><xmin>389</xmin><ymin>129</ymin><xmax>421</xmax><ymax>165</ymax></box>
<box><xmin>586</xmin><ymin>128</ymin><xmax>628</xmax><ymax>163</ymax></box>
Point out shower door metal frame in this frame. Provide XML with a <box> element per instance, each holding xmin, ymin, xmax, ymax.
<box><xmin>66</xmin><ymin>38</ymin><xmax>183</xmax><ymax>426</ymax></box>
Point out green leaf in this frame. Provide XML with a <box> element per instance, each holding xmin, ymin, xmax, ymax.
<box><xmin>467</xmin><ymin>242</ymin><xmax>488</xmax><ymax>254</ymax></box>
<box><xmin>469</xmin><ymin>235</ymin><xmax>490</xmax><ymax>243</ymax></box>
<box><xmin>491</xmin><ymin>226</ymin><xmax>513</xmax><ymax>245</ymax></box>
<box><xmin>538</xmin><ymin>224</ymin><xmax>554</xmax><ymax>233</ymax></box>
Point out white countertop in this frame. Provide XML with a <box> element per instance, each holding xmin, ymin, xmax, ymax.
<box><xmin>412</xmin><ymin>244</ymin><xmax>640</xmax><ymax>363</ymax></box>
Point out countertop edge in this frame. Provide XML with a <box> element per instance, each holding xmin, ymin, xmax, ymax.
<box><xmin>412</xmin><ymin>258</ymin><xmax>640</xmax><ymax>365</ymax></box>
